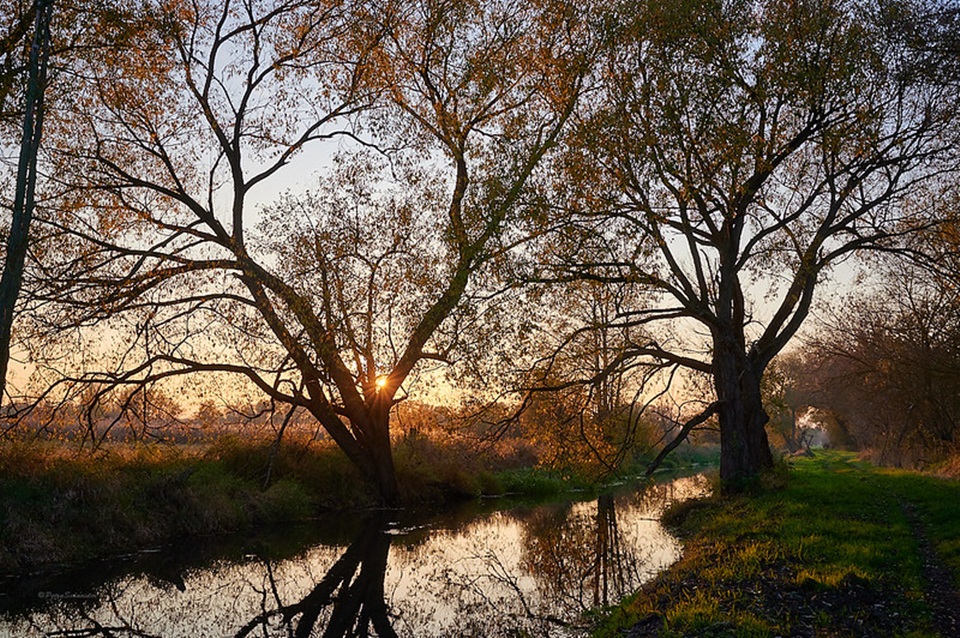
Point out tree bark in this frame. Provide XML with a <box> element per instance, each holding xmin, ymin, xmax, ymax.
<box><xmin>366</xmin><ymin>409</ymin><xmax>400</xmax><ymax>508</ymax></box>
<box><xmin>713</xmin><ymin>334</ymin><xmax>774</xmax><ymax>490</ymax></box>
<box><xmin>0</xmin><ymin>0</ymin><xmax>52</xmax><ymax>403</ymax></box>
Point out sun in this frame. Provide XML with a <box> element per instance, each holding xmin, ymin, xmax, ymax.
<box><xmin>375</xmin><ymin>375</ymin><xmax>388</xmax><ymax>391</ymax></box>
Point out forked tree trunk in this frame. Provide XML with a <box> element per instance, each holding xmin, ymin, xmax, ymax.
<box><xmin>305</xmin><ymin>397</ymin><xmax>400</xmax><ymax>507</ymax></box>
<box><xmin>713</xmin><ymin>335</ymin><xmax>774</xmax><ymax>490</ymax></box>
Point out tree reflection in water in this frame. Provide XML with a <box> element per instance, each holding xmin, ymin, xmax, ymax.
<box><xmin>235</xmin><ymin>516</ymin><xmax>397</xmax><ymax>638</ymax></box>
<box><xmin>1</xmin><ymin>475</ymin><xmax>710</xmax><ymax>638</ymax></box>
<box><xmin>519</xmin><ymin>475</ymin><xmax>710</xmax><ymax>620</ymax></box>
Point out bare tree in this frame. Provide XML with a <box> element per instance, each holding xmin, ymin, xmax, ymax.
<box><xmin>803</xmin><ymin>260</ymin><xmax>960</xmax><ymax>466</ymax></box>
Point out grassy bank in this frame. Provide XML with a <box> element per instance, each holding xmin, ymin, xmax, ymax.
<box><xmin>0</xmin><ymin>438</ymin><xmax>333</xmax><ymax>572</ymax></box>
<box><xmin>594</xmin><ymin>450</ymin><xmax>960</xmax><ymax>637</ymax></box>
<box><xmin>0</xmin><ymin>433</ymin><xmax>685</xmax><ymax>573</ymax></box>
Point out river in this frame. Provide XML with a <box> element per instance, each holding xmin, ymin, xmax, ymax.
<box><xmin>0</xmin><ymin>473</ymin><xmax>709</xmax><ymax>637</ymax></box>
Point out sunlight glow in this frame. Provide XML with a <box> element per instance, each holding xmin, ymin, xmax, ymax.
<box><xmin>375</xmin><ymin>375</ymin><xmax>389</xmax><ymax>391</ymax></box>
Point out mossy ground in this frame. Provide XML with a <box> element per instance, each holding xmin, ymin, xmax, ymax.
<box><xmin>593</xmin><ymin>450</ymin><xmax>960</xmax><ymax>637</ymax></box>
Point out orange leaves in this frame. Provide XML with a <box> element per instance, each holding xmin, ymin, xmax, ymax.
<box><xmin>365</xmin><ymin>0</ymin><xmax>590</xmax><ymax>157</ymax></box>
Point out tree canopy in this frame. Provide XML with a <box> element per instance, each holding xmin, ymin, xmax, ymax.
<box><xmin>14</xmin><ymin>0</ymin><xmax>593</xmax><ymax>503</ymax></box>
<box><xmin>2</xmin><ymin>0</ymin><xmax>959</xmax><ymax>499</ymax></box>
<box><xmin>528</xmin><ymin>0</ymin><xmax>960</xmax><ymax>485</ymax></box>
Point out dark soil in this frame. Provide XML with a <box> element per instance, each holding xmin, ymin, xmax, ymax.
<box><xmin>623</xmin><ymin>551</ymin><xmax>919</xmax><ymax>637</ymax></box>
<box><xmin>901</xmin><ymin>501</ymin><xmax>960</xmax><ymax>636</ymax></box>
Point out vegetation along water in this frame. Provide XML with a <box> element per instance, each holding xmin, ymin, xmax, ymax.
<box><xmin>596</xmin><ymin>451</ymin><xmax>960</xmax><ymax>637</ymax></box>
<box><xmin>1</xmin><ymin>0</ymin><xmax>960</xmax><ymax>635</ymax></box>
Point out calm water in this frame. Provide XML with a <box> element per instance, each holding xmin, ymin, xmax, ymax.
<box><xmin>0</xmin><ymin>474</ymin><xmax>709</xmax><ymax>637</ymax></box>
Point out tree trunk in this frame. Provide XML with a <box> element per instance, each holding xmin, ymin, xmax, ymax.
<box><xmin>368</xmin><ymin>434</ymin><xmax>399</xmax><ymax>508</ymax></box>
<box><xmin>0</xmin><ymin>0</ymin><xmax>53</xmax><ymax>403</ymax></box>
<box><xmin>305</xmin><ymin>396</ymin><xmax>400</xmax><ymax>507</ymax></box>
<box><xmin>713</xmin><ymin>335</ymin><xmax>774</xmax><ymax>490</ymax></box>
<box><xmin>366</xmin><ymin>406</ymin><xmax>400</xmax><ymax>507</ymax></box>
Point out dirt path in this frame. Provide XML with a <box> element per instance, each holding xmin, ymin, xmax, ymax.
<box><xmin>901</xmin><ymin>501</ymin><xmax>960</xmax><ymax>636</ymax></box>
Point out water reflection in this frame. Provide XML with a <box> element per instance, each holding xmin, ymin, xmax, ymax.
<box><xmin>0</xmin><ymin>474</ymin><xmax>709</xmax><ymax>638</ymax></box>
<box><xmin>235</xmin><ymin>517</ymin><xmax>396</xmax><ymax>638</ymax></box>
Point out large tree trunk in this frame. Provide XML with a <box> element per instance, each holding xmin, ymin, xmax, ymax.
<box><xmin>366</xmin><ymin>409</ymin><xmax>400</xmax><ymax>508</ymax></box>
<box><xmin>305</xmin><ymin>391</ymin><xmax>400</xmax><ymax>507</ymax></box>
<box><xmin>713</xmin><ymin>335</ymin><xmax>774</xmax><ymax>490</ymax></box>
<box><xmin>335</xmin><ymin>420</ymin><xmax>399</xmax><ymax>508</ymax></box>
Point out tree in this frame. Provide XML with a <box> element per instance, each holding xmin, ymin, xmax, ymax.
<box><xmin>541</xmin><ymin>0</ymin><xmax>960</xmax><ymax>487</ymax></box>
<box><xmin>25</xmin><ymin>0</ymin><xmax>592</xmax><ymax>504</ymax></box>
<box><xmin>760</xmin><ymin>352</ymin><xmax>818</xmax><ymax>453</ymax></box>
<box><xmin>0</xmin><ymin>0</ymin><xmax>52</xmax><ymax>403</ymax></box>
<box><xmin>516</xmin><ymin>276</ymin><xmax>686</xmax><ymax>477</ymax></box>
<box><xmin>803</xmin><ymin>260</ymin><xmax>960</xmax><ymax>466</ymax></box>
<box><xmin>0</xmin><ymin>0</ymin><xmax>168</xmax><ymax>406</ymax></box>
<box><xmin>0</xmin><ymin>1</ymin><xmax>35</xmax><ymax>119</ymax></box>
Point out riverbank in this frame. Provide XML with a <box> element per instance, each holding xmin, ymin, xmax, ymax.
<box><xmin>594</xmin><ymin>450</ymin><xmax>960</xmax><ymax>637</ymax></box>
<box><xmin>0</xmin><ymin>436</ymin><xmax>714</xmax><ymax>573</ymax></box>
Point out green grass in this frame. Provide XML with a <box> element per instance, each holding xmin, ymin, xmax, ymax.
<box><xmin>875</xmin><ymin>467</ymin><xmax>960</xmax><ymax>589</ymax></box>
<box><xmin>593</xmin><ymin>450</ymin><xmax>959</xmax><ymax>637</ymax></box>
<box><xmin>490</xmin><ymin>466</ymin><xmax>592</xmax><ymax>495</ymax></box>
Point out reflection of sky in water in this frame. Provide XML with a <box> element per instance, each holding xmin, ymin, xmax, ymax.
<box><xmin>1</xmin><ymin>475</ymin><xmax>709</xmax><ymax>637</ymax></box>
